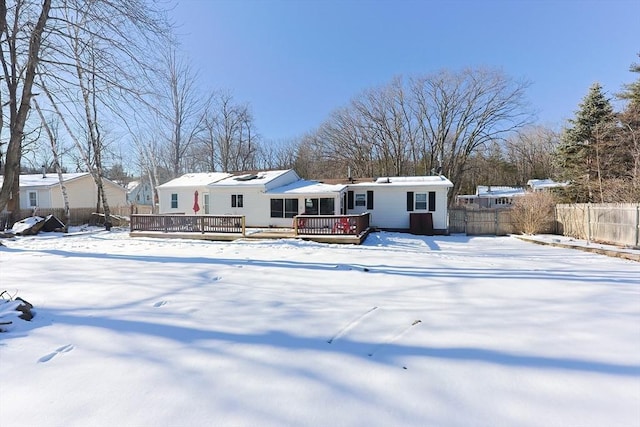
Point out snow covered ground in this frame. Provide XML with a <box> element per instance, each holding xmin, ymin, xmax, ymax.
<box><xmin>1</xmin><ymin>229</ymin><xmax>639</xmax><ymax>427</ymax></box>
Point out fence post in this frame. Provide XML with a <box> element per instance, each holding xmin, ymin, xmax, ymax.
<box><xmin>495</xmin><ymin>210</ymin><xmax>499</xmax><ymax>235</ymax></box>
<box><xmin>636</xmin><ymin>204</ymin><xmax>639</xmax><ymax>248</ymax></box>
<box><xmin>587</xmin><ymin>203</ymin><xmax>591</xmax><ymax>244</ymax></box>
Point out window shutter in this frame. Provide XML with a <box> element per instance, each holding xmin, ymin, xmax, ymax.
<box><xmin>428</xmin><ymin>191</ymin><xmax>436</xmax><ymax>212</ymax></box>
<box><xmin>366</xmin><ymin>191</ymin><xmax>374</xmax><ymax>209</ymax></box>
<box><xmin>406</xmin><ymin>192</ymin><xmax>414</xmax><ymax>211</ymax></box>
<box><xmin>231</xmin><ymin>194</ymin><xmax>236</xmax><ymax>207</ymax></box>
<box><xmin>347</xmin><ymin>191</ymin><xmax>354</xmax><ymax>210</ymax></box>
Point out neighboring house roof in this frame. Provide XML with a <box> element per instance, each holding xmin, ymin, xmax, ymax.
<box><xmin>267</xmin><ymin>180</ymin><xmax>347</xmax><ymax>195</ymax></box>
<box><xmin>127</xmin><ymin>180</ymin><xmax>141</xmax><ymax>191</ymax></box>
<box><xmin>476</xmin><ymin>186</ymin><xmax>526</xmax><ymax>198</ymax></box>
<box><xmin>527</xmin><ymin>179</ymin><xmax>568</xmax><ymax>191</ymax></box>
<box><xmin>0</xmin><ymin>172</ymin><xmax>124</xmax><ymax>190</ymax></box>
<box><xmin>347</xmin><ymin>175</ymin><xmax>454</xmax><ymax>188</ymax></box>
<box><xmin>156</xmin><ymin>172</ymin><xmax>232</xmax><ymax>189</ymax></box>
<box><xmin>211</xmin><ymin>170</ymin><xmax>295</xmax><ymax>187</ymax></box>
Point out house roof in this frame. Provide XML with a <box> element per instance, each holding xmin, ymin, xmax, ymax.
<box><xmin>0</xmin><ymin>172</ymin><xmax>90</xmax><ymax>188</ymax></box>
<box><xmin>527</xmin><ymin>179</ymin><xmax>568</xmax><ymax>190</ymax></box>
<box><xmin>347</xmin><ymin>175</ymin><xmax>454</xmax><ymax>188</ymax></box>
<box><xmin>267</xmin><ymin>180</ymin><xmax>346</xmax><ymax>195</ymax></box>
<box><xmin>210</xmin><ymin>169</ymin><xmax>294</xmax><ymax>187</ymax></box>
<box><xmin>476</xmin><ymin>186</ymin><xmax>526</xmax><ymax>198</ymax></box>
<box><xmin>157</xmin><ymin>172</ymin><xmax>232</xmax><ymax>189</ymax></box>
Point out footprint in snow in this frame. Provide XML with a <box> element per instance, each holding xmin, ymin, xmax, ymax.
<box><xmin>38</xmin><ymin>344</ymin><xmax>74</xmax><ymax>363</ymax></box>
<box><xmin>153</xmin><ymin>301</ymin><xmax>168</xmax><ymax>307</ymax></box>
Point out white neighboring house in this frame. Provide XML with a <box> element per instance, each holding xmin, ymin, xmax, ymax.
<box><xmin>0</xmin><ymin>172</ymin><xmax>127</xmax><ymax>211</ymax></box>
<box><xmin>527</xmin><ymin>178</ymin><xmax>569</xmax><ymax>192</ymax></box>
<box><xmin>343</xmin><ymin>176</ymin><xmax>453</xmax><ymax>233</ymax></box>
<box><xmin>156</xmin><ymin>172</ymin><xmax>232</xmax><ymax>215</ymax></box>
<box><xmin>456</xmin><ymin>186</ymin><xmax>526</xmax><ymax>209</ymax></box>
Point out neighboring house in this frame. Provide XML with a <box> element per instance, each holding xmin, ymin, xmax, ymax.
<box><xmin>157</xmin><ymin>169</ymin><xmax>454</xmax><ymax>233</ymax></box>
<box><xmin>527</xmin><ymin>178</ymin><xmax>568</xmax><ymax>192</ymax></box>
<box><xmin>0</xmin><ymin>172</ymin><xmax>127</xmax><ymax>211</ymax></box>
<box><xmin>156</xmin><ymin>172</ymin><xmax>232</xmax><ymax>215</ymax></box>
<box><xmin>127</xmin><ymin>179</ymin><xmax>155</xmax><ymax>206</ymax></box>
<box><xmin>456</xmin><ymin>186</ymin><xmax>526</xmax><ymax>209</ymax></box>
<box><xmin>341</xmin><ymin>176</ymin><xmax>453</xmax><ymax>233</ymax></box>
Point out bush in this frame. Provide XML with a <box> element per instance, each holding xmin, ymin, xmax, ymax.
<box><xmin>511</xmin><ymin>192</ymin><xmax>556</xmax><ymax>235</ymax></box>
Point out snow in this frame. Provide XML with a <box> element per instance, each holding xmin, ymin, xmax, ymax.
<box><xmin>1</xmin><ymin>229</ymin><xmax>639</xmax><ymax>427</ymax></box>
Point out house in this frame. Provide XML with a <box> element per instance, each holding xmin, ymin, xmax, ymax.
<box><xmin>455</xmin><ymin>186</ymin><xmax>526</xmax><ymax>209</ymax></box>
<box><xmin>156</xmin><ymin>172</ymin><xmax>232</xmax><ymax>215</ymax></box>
<box><xmin>127</xmin><ymin>179</ymin><xmax>155</xmax><ymax>206</ymax></box>
<box><xmin>527</xmin><ymin>178</ymin><xmax>568</xmax><ymax>192</ymax></box>
<box><xmin>340</xmin><ymin>176</ymin><xmax>453</xmax><ymax>233</ymax></box>
<box><xmin>157</xmin><ymin>169</ymin><xmax>454</xmax><ymax>234</ymax></box>
<box><xmin>0</xmin><ymin>172</ymin><xmax>127</xmax><ymax>211</ymax></box>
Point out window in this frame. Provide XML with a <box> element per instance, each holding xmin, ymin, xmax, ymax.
<box><xmin>171</xmin><ymin>193</ymin><xmax>178</xmax><ymax>209</ymax></box>
<box><xmin>355</xmin><ymin>193</ymin><xmax>366</xmax><ymax>207</ymax></box>
<box><xmin>231</xmin><ymin>194</ymin><xmax>244</xmax><ymax>208</ymax></box>
<box><xmin>415</xmin><ymin>193</ymin><xmax>427</xmax><ymax>210</ymax></box>
<box><xmin>304</xmin><ymin>198</ymin><xmax>335</xmax><ymax>215</ymax></box>
<box><xmin>271</xmin><ymin>198</ymin><xmax>299</xmax><ymax>218</ymax></box>
<box><xmin>319</xmin><ymin>198</ymin><xmax>334</xmax><ymax>215</ymax></box>
<box><xmin>204</xmin><ymin>194</ymin><xmax>210</xmax><ymax>214</ymax></box>
<box><xmin>495</xmin><ymin>197</ymin><xmax>511</xmax><ymax>205</ymax></box>
<box><xmin>28</xmin><ymin>191</ymin><xmax>38</xmax><ymax>207</ymax></box>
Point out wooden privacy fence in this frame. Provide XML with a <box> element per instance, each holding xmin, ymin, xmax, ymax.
<box><xmin>449</xmin><ymin>208</ymin><xmax>517</xmax><ymax>236</ymax></box>
<box><xmin>555</xmin><ymin>203</ymin><xmax>640</xmax><ymax>248</ymax></box>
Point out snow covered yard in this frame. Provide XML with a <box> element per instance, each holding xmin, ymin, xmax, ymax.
<box><xmin>1</xmin><ymin>230</ymin><xmax>639</xmax><ymax>427</ymax></box>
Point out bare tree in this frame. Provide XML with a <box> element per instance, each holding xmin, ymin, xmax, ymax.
<box><xmin>411</xmin><ymin>68</ymin><xmax>532</xmax><ymax>204</ymax></box>
<box><xmin>199</xmin><ymin>92</ymin><xmax>259</xmax><ymax>172</ymax></box>
<box><xmin>0</xmin><ymin>0</ymin><xmax>52</xmax><ymax>219</ymax></box>
<box><xmin>154</xmin><ymin>49</ymin><xmax>209</xmax><ymax>177</ymax></box>
<box><xmin>505</xmin><ymin>125</ymin><xmax>559</xmax><ymax>184</ymax></box>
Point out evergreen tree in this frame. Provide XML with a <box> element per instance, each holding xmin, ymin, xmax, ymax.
<box><xmin>556</xmin><ymin>83</ymin><xmax>615</xmax><ymax>202</ymax></box>
<box><xmin>617</xmin><ymin>53</ymin><xmax>640</xmax><ymax>108</ymax></box>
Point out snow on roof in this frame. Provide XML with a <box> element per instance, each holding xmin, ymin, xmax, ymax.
<box><xmin>0</xmin><ymin>172</ymin><xmax>90</xmax><ymax>188</ymax></box>
<box><xmin>211</xmin><ymin>170</ymin><xmax>293</xmax><ymax>187</ymax></box>
<box><xmin>527</xmin><ymin>179</ymin><xmax>568</xmax><ymax>190</ymax></box>
<box><xmin>348</xmin><ymin>175</ymin><xmax>453</xmax><ymax>187</ymax></box>
<box><xmin>157</xmin><ymin>173</ymin><xmax>232</xmax><ymax>188</ymax></box>
<box><xmin>476</xmin><ymin>186</ymin><xmax>526</xmax><ymax>197</ymax></box>
<box><xmin>267</xmin><ymin>180</ymin><xmax>346</xmax><ymax>195</ymax></box>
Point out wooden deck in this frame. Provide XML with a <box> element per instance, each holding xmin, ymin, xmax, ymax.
<box><xmin>129</xmin><ymin>213</ymin><xmax>372</xmax><ymax>245</ymax></box>
<box><xmin>129</xmin><ymin>228</ymin><xmax>370</xmax><ymax>244</ymax></box>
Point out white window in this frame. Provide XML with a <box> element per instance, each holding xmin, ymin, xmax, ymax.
<box><xmin>415</xmin><ymin>193</ymin><xmax>427</xmax><ymax>210</ymax></box>
<box><xmin>355</xmin><ymin>193</ymin><xmax>366</xmax><ymax>207</ymax></box>
<box><xmin>28</xmin><ymin>191</ymin><xmax>38</xmax><ymax>207</ymax></box>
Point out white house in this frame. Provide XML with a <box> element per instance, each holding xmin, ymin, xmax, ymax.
<box><xmin>156</xmin><ymin>172</ymin><xmax>232</xmax><ymax>215</ymax></box>
<box><xmin>0</xmin><ymin>172</ymin><xmax>127</xmax><ymax>211</ymax></box>
<box><xmin>456</xmin><ymin>185</ymin><xmax>526</xmax><ymax>209</ymax></box>
<box><xmin>527</xmin><ymin>178</ymin><xmax>568</xmax><ymax>192</ymax></box>
<box><xmin>157</xmin><ymin>169</ymin><xmax>454</xmax><ymax>233</ymax></box>
<box><xmin>343</xmin><ymin>176</ymin><xmax>453</xmax><ymax>233</ymax></box>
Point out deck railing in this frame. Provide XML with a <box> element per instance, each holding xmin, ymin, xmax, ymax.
<box><xmin>293</xmin><ymin>213</ymin><xmax>370</xmax><ymax>236</ymax></box>
<box><xmin>131</xmin><ymin>214</ymin><xmax>245</xmax><ymax>235</ymax></box>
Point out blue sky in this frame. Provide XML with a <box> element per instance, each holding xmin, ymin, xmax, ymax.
<box><xmin>169</xmin><ymin>0</ymin><xmax>640</xmax><ymax>142</ymax></box>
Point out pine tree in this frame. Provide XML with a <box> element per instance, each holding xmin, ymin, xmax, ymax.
<box><xmin>556</xmin><ymin>83</ymin><xmax>615</xmax><ymax>202</ymax></box>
